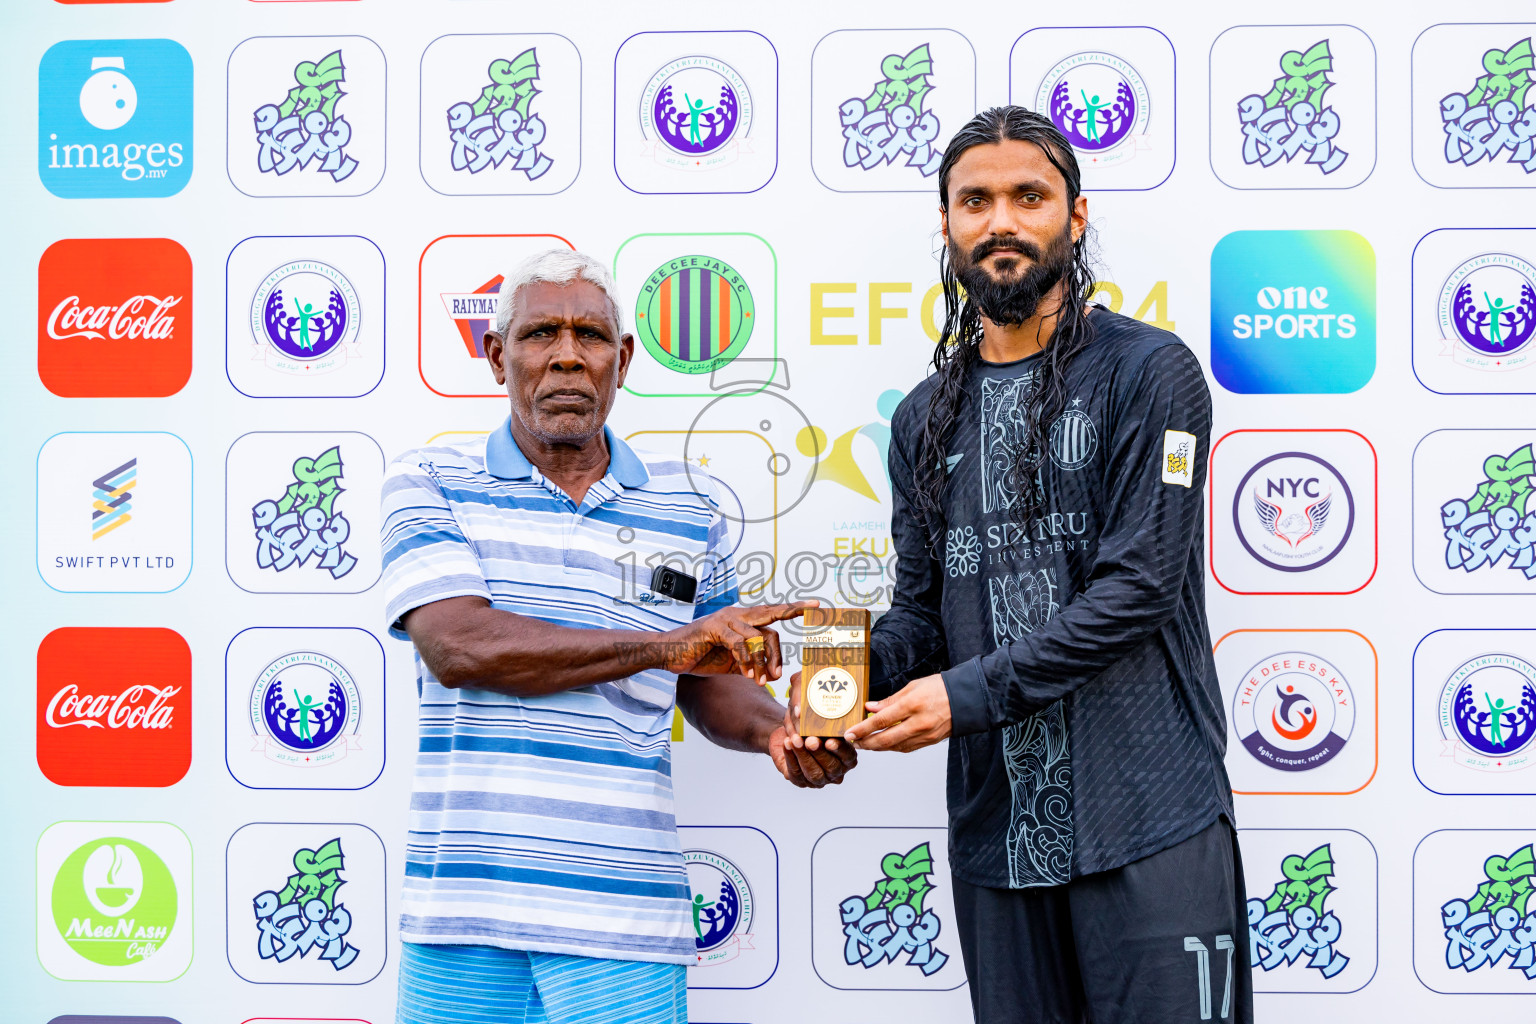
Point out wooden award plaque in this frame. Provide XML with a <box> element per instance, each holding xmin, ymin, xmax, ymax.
<box><xmin>796</xmin><ymin>607</ymin><xmax>871</xmax><ymax>738</ymax></box>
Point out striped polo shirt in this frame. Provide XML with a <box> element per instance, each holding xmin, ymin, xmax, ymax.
<box><xmin>379</xmin><ymin>417</ymin><xmax>738</xmax><ymax>963</ymax></box>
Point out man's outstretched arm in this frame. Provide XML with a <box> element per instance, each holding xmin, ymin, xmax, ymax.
<box><xmin>403</xmin><ymin>595</ymin><xmax>816</xmax><ymax>696</ymax></box>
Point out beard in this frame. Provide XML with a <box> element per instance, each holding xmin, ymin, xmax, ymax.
<box><xmin>949</xmin><ymin>219</ymin><xmax>1076</xmax><ymax>327</ymax></box>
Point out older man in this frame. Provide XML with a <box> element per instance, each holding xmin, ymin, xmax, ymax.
<box><xmin>381</xmin><ymin>249</ymin><xmax>855</xmax><ymax>1024</ymax></box>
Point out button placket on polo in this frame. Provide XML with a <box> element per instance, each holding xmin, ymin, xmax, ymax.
<box><xmin>566</xmin><ymin>475</ymin><xmax>618</xmax><ymax>573</ymax></box>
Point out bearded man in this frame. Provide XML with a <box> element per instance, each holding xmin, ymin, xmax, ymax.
<box><xmin>790</xmin><ymin>106</ymin><xmax>1252</xmax><ymax>1023</ymax></box>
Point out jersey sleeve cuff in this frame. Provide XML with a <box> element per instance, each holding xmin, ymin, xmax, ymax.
<box><xmin>941</xmin><ymin>656</ymin><xmax>991</xmax><ymax>737</ymax></box>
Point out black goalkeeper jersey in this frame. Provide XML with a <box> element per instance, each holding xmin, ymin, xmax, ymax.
<box><xmin>868</xmin><ymin>307</ymin><xmax>1234</xmax><ymax>889</ymax></box>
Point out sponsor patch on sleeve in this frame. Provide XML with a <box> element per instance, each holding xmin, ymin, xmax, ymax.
<box><xmin>1161</xmin><ymin>430</ymin><xmax>1196</xmax><ymax>488</ymax></box>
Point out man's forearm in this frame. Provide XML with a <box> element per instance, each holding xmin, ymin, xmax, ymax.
<box><xmin>405</xmin><ymin>598</ymin><xmax>677</xmax><ymax>697</ymax></box>
<box><xmin>676</xmin><ymin>673</ymin><xmax>780</xmax><ymax>753</ymax></box>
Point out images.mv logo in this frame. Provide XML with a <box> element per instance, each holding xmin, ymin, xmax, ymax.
<box><xmin>38</xmin><ymin>39</ymin><xmax>193</xmax><ymax>198</ymax></box>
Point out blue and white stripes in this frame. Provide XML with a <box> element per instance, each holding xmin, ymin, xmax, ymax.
<box><xmin>380</xmin><ymin>417</ymin><xmax>738</xmax><ymax>963</ymax></box>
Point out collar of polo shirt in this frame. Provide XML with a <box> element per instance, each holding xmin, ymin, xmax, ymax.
<box><xmin>484</xmin><ymin>415</ymin><xmax>651</xmax><ymax>489</ymax></box>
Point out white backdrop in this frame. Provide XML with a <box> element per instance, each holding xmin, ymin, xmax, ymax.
<box><xmin>5</xmin><ymin>1</ymin><xmax>1536</xmax><ymax>1021</ymax></box>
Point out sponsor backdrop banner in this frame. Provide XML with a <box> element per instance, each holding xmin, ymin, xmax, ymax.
<box><xmin>3</xmin><ymin>0</ymin><xmax>1534</xmax><ymax>1020</ymax></box>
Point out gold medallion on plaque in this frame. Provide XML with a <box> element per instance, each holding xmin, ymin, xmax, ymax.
<box><xmin>796</xmin><ymin>607</ymin><xmax>871</xmax><ymax>738</ymax></box>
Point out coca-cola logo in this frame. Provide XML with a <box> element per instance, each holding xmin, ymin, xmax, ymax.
<box><xmin>45</xmin><ymin>683</ymin><xmax>179</xmax><ymax>730</ymax></box>
<box><xmin>47</xmin><ymin>294</ymin><xmax>182</xmax><ymax>342</ymax></box>
<box><xmin>36</xmin><ymin>238</ymin><xmax>193</xmax><ymax>398</ymax></box>
<box><xmin>36</xmin><ymin>627</ymin><xmax>192</xmax><ymax>787</ymax></box>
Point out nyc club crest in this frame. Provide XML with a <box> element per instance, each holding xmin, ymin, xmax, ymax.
<box><xmin>1233</xmin><ymin>452</ymin><xmax>1356</xmax><ymax>574</ymax></box>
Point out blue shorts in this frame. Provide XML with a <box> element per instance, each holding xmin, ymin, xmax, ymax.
<box><xmin>396</xmin><ymin>941</ymin><xmax>687</xmax><ymax>1024</ymax></box>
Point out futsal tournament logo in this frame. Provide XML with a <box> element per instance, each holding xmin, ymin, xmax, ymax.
<box><xmin>1436</xmin><ymin>253</ymin><xmax>1536</xmax><ymax>372</ymax></box>
<box><xmin>1233</xmin><ymin>452</ymin><xmax>1355</xmax><ymax>572</ymax></box>
<box><xmin>633</xmin><ymin>256</ymin><xmax>754</xmax><ymax>374</ymax></box>
<box><xmin>445</xmin><ymin>49</ymin><xmax>553</xmax><ymax>181</ymax></box>
<box><xmin>838</xmin><ymin>43</ymin><xmax>943</xmax><ymax>177</ymax></box>
<box><xmin>250</xmin><ymin>650</ymin><xmax>362</xmax><ymax>768</ymax></box>
<box><xmin>1248</xmin><ymin>844</ymin><xmax>1349</xmax><ymax>979</ymax></box>
<box><xmin>1441</xmin><ymin>443</ymin><xmax>1536</xmax><ymax>582</ymax></box>
<box><xmin>1231</xmin><ymin>652</ymin><xmax>1355</xmax><ymax>772</ymax></box>
<box><xmin>684</xmin><ymin>849</ymin><xmax>755</xmax><ymax>966</ymax></box>
<box><xmin>638</xmin><ymin>55</ymin><xmax>751</xmax><ymax>169</ymax></box>
<box><xmin>838</xmin><ymin>842</ymin><xmax>950</xmax><ymax>977</ymax></box>
<box><xmin>1035</xmin><ymin>50</ymin><xmax>1151</xmax><ymax>168</ymax></box>
<box><xmin>251</xmin><ymin>837</ymin><xmax>360</xmax><ymax>970</ymax></box>
<box><xmin>251</xmin><ymin>446</ymin><xmax>358</xmax><ymax>579</ymax></box>
<box><xmin>253</xmin><ymin>50</ymin><xmax>359</xmax><ymax>182</ymax></box>
<box><xmin>1437</xmin><ymin>654</ymin><xmax>1536</xmax><ymax>773</ymax></box>
<box><xmin>52</xmin><ymin>837</ymin><xmax>178</xmax><ymax>966</ymax></box>
<box><xmin>1440</xmin><ymin>37</ymin><xmax>1536</xmax><ymax>174</ymax></box>
<box><xmin>1236</xmin><ymin>40</ymin><xmax>1348</xmax><ymax>176</ymax></box>
<box><xmin>1440</xmin><ymin>844</ymin><xmax>1536</xmax><ymax>980</ymax></box>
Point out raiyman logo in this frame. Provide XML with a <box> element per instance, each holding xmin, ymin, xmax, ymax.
<box><xmin>48</xmin><ymin>294</ymin><xmax>182</xmax><ymax>341</ymax></box>
<box><xmin>45</xmin><ymin>683</ymin><xmax>179</xmax><ymax>730</ymax></box>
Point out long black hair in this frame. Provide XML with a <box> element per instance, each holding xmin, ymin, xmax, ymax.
<box><xmin>912</xmin><ymin>105</ymin><xmax>1097</xmax><ymax>547</ymax></box>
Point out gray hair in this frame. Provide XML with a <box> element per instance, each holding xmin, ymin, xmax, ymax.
<box><xmin>493</xmin><ymin>248</ymin><xmax>625</xmax><ymax>338</ymax></box>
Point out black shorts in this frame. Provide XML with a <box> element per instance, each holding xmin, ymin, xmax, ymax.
<box><xmin>952</xmin><ymin>816</ymin><xmax>1254</xmax><ymax>1024</ymax></box>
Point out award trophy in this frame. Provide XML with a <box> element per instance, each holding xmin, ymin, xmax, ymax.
<box><xmin>796</xmin><ymin>607</ymin><xmax>871</xmax><ymax>737</ymax></box>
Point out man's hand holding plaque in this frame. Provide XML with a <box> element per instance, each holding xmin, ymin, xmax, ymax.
<box><xmin>779</xmin><ymin>608</ymin><xmax>870</xmax><ymax>774</ymax></box>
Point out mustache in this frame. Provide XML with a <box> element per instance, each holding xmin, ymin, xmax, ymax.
<box><xmin>969</xmin><ymin>235</ymin><xmax>1044</xmax><ymax>265</ymax></box>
